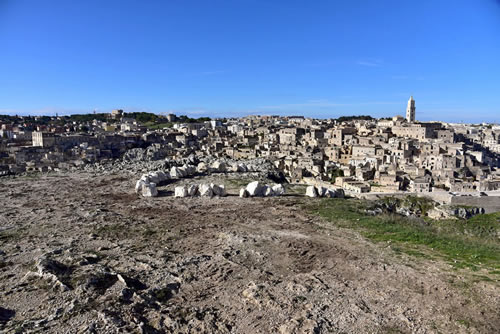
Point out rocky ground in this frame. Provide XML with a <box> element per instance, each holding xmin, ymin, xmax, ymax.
<box><xmin>0</xmin><ymin>172</ymin><xmax>499</xmax><ymax>333</ymax></box>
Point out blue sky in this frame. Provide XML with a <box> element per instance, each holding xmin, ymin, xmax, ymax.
<box><xmin>0</xmin><ymin>0</ymin><xmax>499</xmax><ymax>122</ymax></box>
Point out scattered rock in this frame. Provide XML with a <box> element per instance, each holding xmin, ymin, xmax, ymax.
<box><xmin>305</xmin><ymin>186</ymin><xmax>318</xmax><ymax>198</ymax></box>
<box><xmin>197</xmin><ymin>162</ymin><xmax>208</xmax><ymax>173</ymax></box>
<box><xmin>142</xmin><ymin>183</ymin><xmax>158</xmax><ymax>197</ymax></box>
<box><xmin>210</xmin><ymin>161</ymin><xmax>226</xmax><ymax>173</ymax></box>
<box><xmin>135</xmin><ymin>180</ymin><xmax>146</xmax><ymax>194</ymax></box>
<box><xmin>199</xmin><ymin>184</ymin><xmax>214</xmax><ymax>198</ymax></box>
<box><xmin>246</xmin><ymin>181</ymin><xmax>263</xmax><ymax>197</ymax></box>
<box><xmin>211</xmin><ymin>184</ymin><xmax>227</xmax><ymax>197</ymax></box>
<box><xmin>317</xmin><ymin>186</ymin><xmax>328</xmax><ymax>197</ymax></box>
<box><xmin>187</xmin><ymin>184</ymin><xmax>199</xmax><ymax>197</ymax></box>
<box><xmin>272</xmin><ymin>184</ymin><xmax>286</xmax><ymax>196</ymax></box>
<box><xmin>174</xmin><ymin>186</ymin><xmax>189</xmax><ymax>198</ymax></box>
<box><xmin>243</xmin><ymin>182</ymin><xmax>286</xmax><ymax>197</ymax></box>
<box><xmin>262</xmin><ymin>185</ymin><xmax>274</xmax><ymax>197</ymax></box>
<box><xmin>305</xmin><ymin>185</ymin><xmax>343</xmax><ymax>198</ymax></box>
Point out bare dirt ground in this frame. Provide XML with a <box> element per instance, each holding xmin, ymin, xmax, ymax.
<box><xmin>1</xmin><ymin>172</ymin><xmax>499</xmax><ymax>333</ymax></box>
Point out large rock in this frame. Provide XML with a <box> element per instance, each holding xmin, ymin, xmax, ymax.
<box><xmin>228</xmin><ymin>163</ymin><xmax>238</xmax><ymax>172</ymax></box>
<box><xmin>187</xmin><ymin>184</ymin><xmax>199</xmax><ymax>197</ymax></box>
<box><xmin>246</xmin><ymin>181</ymin><xmax>264</xmax><ymax>197</ymax></box>
<box><xmin>334</xmin><ymin>188</ymin><xmax>345</xmax><ymax>198</ymax></box>
<box><xmin>142</xmin><ymin>183</ymin><xmax>158</xmax><ymax>197</ymax></box>
<box><xmin>317</xmin><ymin>186</ymin><xmax>328</xmax><ymax>197</ymax></box>
<box><xmin>176</xmin><ymin>167</ymin><xmax>188</xmax><ymax>178</ymax></box>
<box><xmin>211</xmin><ymin>184</ymin><xmax>227</xmax><ymax>197</ymax></box>
<box><xmin>135</xmin><ymin>180</ymin><xmax>146</xmax><ymax>194</ymax></box>
<box><xmin>271</xmin><ymin>184</ymin><xmax>285</xmax><ymax>196</ymax></box>
<box><xmin>187</xmin><ymin>154</ymin><xmax>198</xmax><ymax>165</ymax></box>
<box><xmin>237</xmin><ymin>163</ymin><xmax>248</xmax><ymax>172</ymax></box>
<box><xmin>325</xmin><ymin>189</ymin><xmax>336</xmax><ymax>198</ymax></box>
<box><xmin>183</xmin><ymin>165</ymin><xmax>196</xmax><ymax>176</ymax></box>
<box><xmin>199</xmin><ymin>184</ymin><xmax>213</xmax><ymax>197</ymax></box>
<box><xmin>170</xmin><ymin>166</ymin><xmax>182</xmax><ymax>179</ymax></box>
<box><xmin>197</xmin><ymin>162</ymin><xmax>208</xmax><ymax>173</ymax></box>
<box><xmin>148</xmin><ymin>172</ymin><xmax>160</xmax><ymax>184</ymax></box>
<box><xmin>210</xmin><ymin>161</ymin><xmax>226</xmax><ymax>173</ymax></box>
<box><xmin>156</xmin><ymin>171</ymin><xmax>168</xmax><ymax>182</ymax></box>
<box><xmin>262</xmin><ymin>185</ymin><xmax>274</xmax><ymax>197</ymax></box>
<box><xmin>305</xmin><ymin>186</ymin><xmax>318</xmax><ymax>198</ymax></box>
<box><xmin>174</xmin><ymin>186</ymin><xmax>188</xmax><ymax>198</ymax></box>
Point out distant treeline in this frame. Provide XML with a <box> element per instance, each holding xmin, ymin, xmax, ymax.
<box><xmin>69</xmin><ymin>113</ymin><xmax>109</xmax><ymax>122</ymax></box>
<box><xmin>123</xmin><ymin>112</ymin><xmax>211</xmax><ymax>124</ymax></box>
<box><xmin>2</xmin><ymin>113</ymin><xmax>380</xmax><ymax>125</ymax></box>
<box><xmin>335</xmin><ymin>115</ymin><xmax>374</xmax><ymax>122</ymax></box>
<box><xmin>0</xmin><ymin>112</ymin><xmax>212</xmax><ymax>125</ymax></box>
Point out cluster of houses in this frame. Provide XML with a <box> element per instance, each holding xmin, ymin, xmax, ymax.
<box><xmin>1</xmin><ymin>98</ymin><xmax>499</xmax><ymax>194</ymax></box>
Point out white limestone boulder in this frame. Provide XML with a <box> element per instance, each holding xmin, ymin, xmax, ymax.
<box><xmin>228</xmin><ymin>163</ymin><xmax>239</xmax><ymax>172</ymax></box>
<box><xmin>305</xmin><ymin>186</ymin><xmax>318</xmax><ymax>198</ymax></box>
<box><xmin>262</xmin><ymin>185</ymin><xmax>274</xmax><ymax>197</ymax></box>
<box><xmin>210</xmin><ymin>161</ymin><xmax>226</xmax><ymax>173</ymax></box>
<box><xmin>199</xmin><ymin>184</ymin><xmax>213</xmax><ymax>197</ymax></box>
<box><xmin>239</xmin><ymin>188</ymin><xmax>249</xmax><ymax>198</ymax></box>
<box><xmin>176</xmin><ymin>167</ymin><xmax>188</xmax><ymax>178</ymax></box>
<box><xmin>317</xmin><ymin>186</ymin><xmax>328</xmax><ymax>197</ymax></box>
<box><xmin>148</xmin><ymin>172</ymin><xmax>160</xmax><ymax>184</ymax></box>
<box><xmin>170</xmin><ymin>166</ymin><xmax>181</xmax><ymax>179</ymax></box>
<box><xmin>211</xmin><ymin>184</ymin><xmax>227</xmax><ymax>197</ymax></box>
<box><xmin>197</xmin><ymin>162</ymin><xmax>208</xmax><ymax>173</ymax></box>
<box><xmin>135</xmin><ymin>180</ymin><xmax>146</xmax><ymax>194</ymax></box>
<box><xmin>174</xmin><ymin>186</ymin><xmax>188</xmax><ymax>198</ymax></box>
<box><xmin>187</xmin><ymin>184</ymin><xmax>199</xmax><ymax>197</ymax></box>
<box><xmin>246</xmin><ymin>181</ymin><xmax>263</xmax><ymax>197</ymax></box>
<box><xmin>271</xmin><ymin>184</ymin><xmax>285</xmax><ymax>196</ymax></box>
<box><xmin>140</xmin><ymin>174</ymin><xmax>150</xmax><ymax>183</ymax></box>
<box><xmin>142</xmin><ymin>183</ymin><xmax>158</xmax><ymax>197</ymax></box>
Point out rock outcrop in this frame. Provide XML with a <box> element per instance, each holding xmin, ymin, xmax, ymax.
<box><xmin>427</xmin><ymin>205</ymin><xmax>486</xmax><ymax>220</ymax></box>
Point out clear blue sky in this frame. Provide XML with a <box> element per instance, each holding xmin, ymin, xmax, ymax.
<box><xmin>1</xmin><ymin>0</ymin><xmax>499</xmax><ymax>122</ymax></box>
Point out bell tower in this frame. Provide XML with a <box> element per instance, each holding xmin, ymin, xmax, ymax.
<box><xmin>406</xmin><ymin>96</ymin><xmax>416</xmax><ymax>123</ymax></box>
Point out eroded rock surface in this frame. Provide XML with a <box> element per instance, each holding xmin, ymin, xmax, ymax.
<box><xmin>0</xmin><ymin>172</ymin><xmax>498</xmax><ymax>333</ymax></box>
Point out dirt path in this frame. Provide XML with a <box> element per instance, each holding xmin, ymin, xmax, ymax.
<box><xmin>0</xmin><ymin>172</ymin><xmax>498</xmax><ymax>333</ymax></box>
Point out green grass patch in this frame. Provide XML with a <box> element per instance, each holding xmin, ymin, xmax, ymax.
<box><xmin>0</xmin><ymin>226</ymin><xmax>28</xmax><ymax>242</ymax></box>
<box><xmin>306</xmin><ymin>198</ymin><xmax>500</xmax><ymax>274</ymax></box>
<box><xmin>144</xmin><ymin>121</ymin><xmax>173</xmax><ymax>130</ymax></box>
<box><xmin>286</xmin><ymin>184</ymin><xmax>308</xmax><ymax>195</ymax></box>
<box><xmin>225</xmin><ymin>178</ymin><xmax>253</xmax><ymax>189</ymax></box>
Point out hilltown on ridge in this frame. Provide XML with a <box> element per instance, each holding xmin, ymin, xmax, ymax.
<box><xmin>1</xmin><ymin>97</ymin><xmax>500</xmax><ymax>197</ymax></box>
